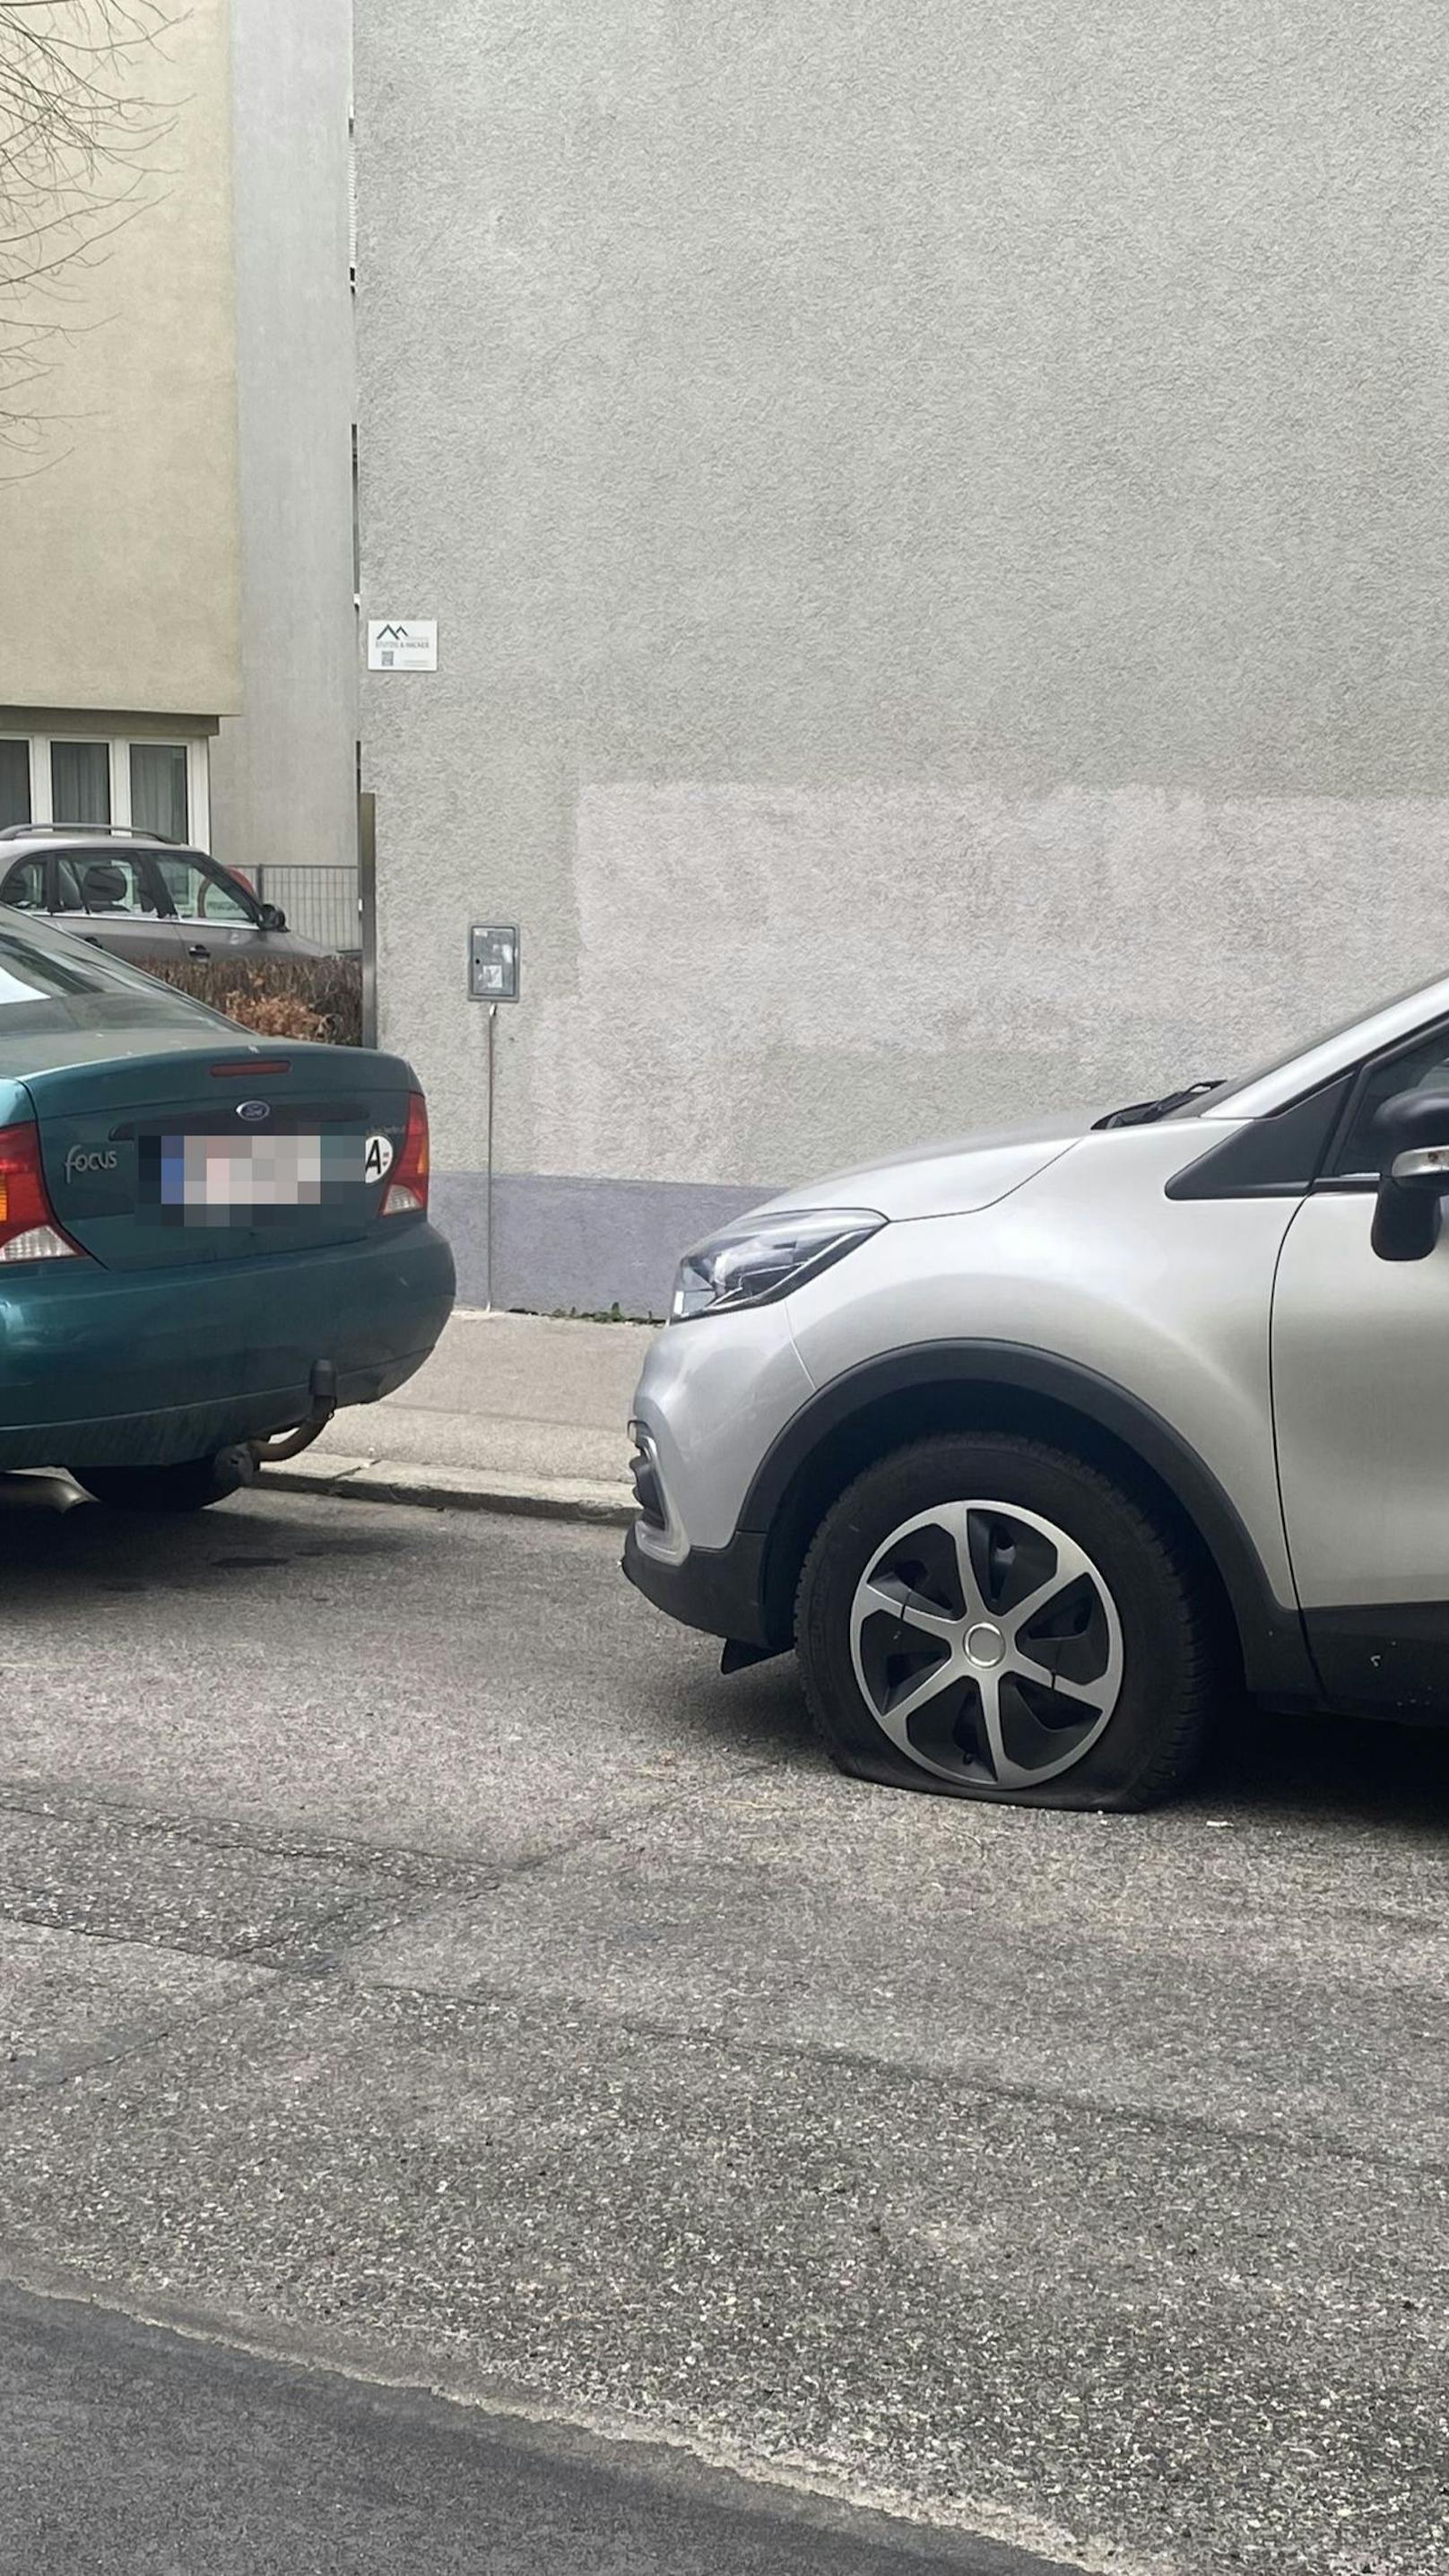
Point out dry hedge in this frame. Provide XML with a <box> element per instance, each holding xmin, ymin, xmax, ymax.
<box><xmin>149</xmin><ymin>954</ymin><xmax>362</xmax><ymax>1048</ymax></box>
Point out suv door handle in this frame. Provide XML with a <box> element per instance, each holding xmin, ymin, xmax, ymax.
<box><xmin>187</xmin><ymin>943</ymin><xmax>211</xmax><ymax>959</ymax></box>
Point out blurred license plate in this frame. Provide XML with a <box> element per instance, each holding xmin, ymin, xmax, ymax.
<box><xmin>159</xmin><ymin>1134</ymin><xmax>332</xmax><ymax>1209</ymax></box>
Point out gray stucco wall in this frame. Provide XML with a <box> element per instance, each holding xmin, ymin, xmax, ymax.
<box><xmin>356</xmin><ymin>0</ymin><xmax>1449</xmax><ymax>1315</ymax></box>
<box><xmin>210</xmin><ymin>0</ymin><xmax>357</xmax><ymax>877</ymax></box>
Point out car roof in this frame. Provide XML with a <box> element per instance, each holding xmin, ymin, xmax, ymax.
<box><xmin>0</xmin><ymin>827</ymin><xmax>197</xmax><ymax>853</ymax></box>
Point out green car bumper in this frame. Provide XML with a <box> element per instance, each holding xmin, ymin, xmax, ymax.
<box><xmin>0</xmin><ymin>1221</ymin><xmax>456</xmax><ymax>1472</ymax></box>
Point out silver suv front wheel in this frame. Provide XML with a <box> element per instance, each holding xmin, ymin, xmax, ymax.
<box><xmin>797</xmin><ymin>1433</ymin><xmax>1218</xmax><ymax>1810</ymax></box>
<box><xmin>849</xmin><ymin>1497</ymin><xmax>1124</xmax><ymax>1792</ymax></box>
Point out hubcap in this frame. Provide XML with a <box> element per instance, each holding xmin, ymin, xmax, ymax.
<box><xmin>848</xmin><ymin>1498</ymin><xmax>1124</xmax><ymax>1791</ymax></box>
<box><xmin>964</xmin><ymin>1622</ymin><xmax>1006</xmax><ymax>1668</ymax></box>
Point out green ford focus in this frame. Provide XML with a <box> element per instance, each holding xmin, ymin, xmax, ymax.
<box><xmin>0</xmin><ymin>907</ymin><xmax>455</xmax><ymax>1510</ymax></box>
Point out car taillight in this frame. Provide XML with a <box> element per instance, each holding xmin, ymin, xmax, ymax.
<box><xmin>382</xmin><ymin>1092</ymin><xmax>429</xmax><ymax>1217</ymax></box>
<box><xmin>0</xmin><ymin>1122</ymin><xmax>85</xmax><ymax>1265</ymax></box>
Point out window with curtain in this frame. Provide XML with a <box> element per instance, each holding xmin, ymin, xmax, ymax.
<box><xmin>50</xmin><ymin>740</ymin><xmax>111</xmax><ymax>827</ymax></box>
<box><xmin>0</xmin><ymin>740</ymin><xmax>30</xmax><ymax>829</ymax></box>
<box><xmin>129</xmin><ymin>742</ymin><xmax>188</xmax><ymax>842</ymax></box>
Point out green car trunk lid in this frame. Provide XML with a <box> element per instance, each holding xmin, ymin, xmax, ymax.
<box><xmin>21</xmin><ymin>1042</ymin><xmax>417</xmax><ymax>1271</ymax></box>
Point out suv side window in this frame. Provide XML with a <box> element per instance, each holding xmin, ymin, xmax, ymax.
<box><xmin>0</xmin><ymin>858</ymin><xmax>46</xmax><ymax>910</ymax></box>
<box><xmin>154</xmin><ymin>855</ymin><xmax>256</xmax><ymax>926</ymax></box>
<box><xmin>1331</xmin><ymin>1023</ymin><xmax>1449</xmax><ymax>1179</ymax></box>
<box><xmin>58</xmin><ymin>854</ymin><xmax>167</xmax><ymax>918</ymax></box>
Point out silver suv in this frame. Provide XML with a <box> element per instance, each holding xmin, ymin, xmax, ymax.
<box><xmin>0</xmin><ymin>825</ymin><xmax>325</xmax><ymax>969</ymax></box>
<box><xmin>624</xmin><ymin>971</ymin><xmax>1449</xmax><ymax>1809</ymax></box>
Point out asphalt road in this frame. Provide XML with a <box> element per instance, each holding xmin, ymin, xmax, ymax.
<box><xmin>0</xmin><ymin>2276</ymin><xmax>1069</xmax><ymax>2576</ymax></box>
<box><xmin>3</xmin><ymin>1470</ymin><xmax>1448</xmax><ymax>2575</ymax></box>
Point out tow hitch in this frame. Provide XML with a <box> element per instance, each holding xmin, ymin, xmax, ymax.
<box><xmin>249</xmin><ymin>1359</ymin><xmax>338</xmax><ymax>1467</ymax></box>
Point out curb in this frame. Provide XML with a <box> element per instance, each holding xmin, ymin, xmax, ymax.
<box><xmin>259</xmin><ymin>1452</ymin><xmax>633</xmax><ymax>1527</ymax></box>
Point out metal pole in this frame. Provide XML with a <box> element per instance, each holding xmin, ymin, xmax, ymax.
<box><xmin>357</xmin><ymin>789</ymin><xmax>377</xmax><ymax>1050</ymax></box>
<box><xmin>484</xmin><ymin>1000</ymin><xmax>498</xmax><ymax>1311</ymax></box>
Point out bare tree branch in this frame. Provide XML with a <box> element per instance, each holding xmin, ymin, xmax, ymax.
<box><xmin>0</xmin><ymin>0</ymin><xmax>182</xmax><ymax>461</ymax></box>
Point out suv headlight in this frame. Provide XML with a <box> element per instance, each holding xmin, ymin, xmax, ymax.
<box><xmin>671</xmin><ymin>1208</ymin><xmax>885</xmax><ymax>1322</ymax></box>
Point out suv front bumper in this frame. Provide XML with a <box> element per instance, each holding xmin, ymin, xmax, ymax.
<box><xmin>621</xmin><ymin>1301</ymin><xmax>814</xmax><ymax>1649</ymax></box>
<box><xmin>622</xmin><ymin>1519</ymin><xmax>772</xmax><ymax>1647</ymax></box>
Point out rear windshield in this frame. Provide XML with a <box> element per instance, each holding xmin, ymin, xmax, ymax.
<box><xmin>0</xmin><ymin>910</ymin><xmax>221</xmax><ymax>1040</ymax></box>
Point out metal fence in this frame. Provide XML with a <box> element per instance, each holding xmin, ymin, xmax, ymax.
<box><xmin>253</xmin><ymin>864</ymin><xmax>362</xmax><ymax>953</ymax></box>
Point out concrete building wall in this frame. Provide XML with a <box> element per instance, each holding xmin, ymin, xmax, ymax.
<box><xmin>0</xmin><ymin>0</ymin><xmax>241</xmax><ymax>719</ymax></box>
<box><xmin>356</xmin><ymin>0</ymin><xmax>1449</xmax><ymax>1315</ymax></box>
<box><xmin>209</xmin><ymin>0</ymin><xmax>358</xmax><ymax>878</ymax></box>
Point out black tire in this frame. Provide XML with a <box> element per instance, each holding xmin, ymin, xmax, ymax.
<box><xmin>70</xmin><ymin>1448</ymin><xmax>255</xmax><ymax>1515</ymax></box>
<box><xmin>795</xmin><ymin>1433</ymin><xmax>1219</xmax><ymax>1812</ymax></box>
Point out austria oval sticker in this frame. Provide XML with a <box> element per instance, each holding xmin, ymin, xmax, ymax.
<box><xmin>364</xmin><ymin>1133</ymin><xmax>395</xmax><ymax>1185</ymax></box>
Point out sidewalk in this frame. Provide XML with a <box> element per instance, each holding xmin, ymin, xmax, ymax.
<box><xmin>261</xmin><ymin>1310</ymin><xmax>655</xmax><ymax>1523</ymax></box>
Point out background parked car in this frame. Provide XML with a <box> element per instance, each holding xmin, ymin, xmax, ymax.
<box><xmin>0</xmin><ymin>824</ymin><xmax>332</xmax><ymax>970</ymax></box>
<box><xmin>0</xmin><ymin>905</ymin><xmax>451</xmax><ymax>1510</ymax></box>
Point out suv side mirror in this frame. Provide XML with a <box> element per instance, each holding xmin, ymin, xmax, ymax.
<box><xmin>257</xmin><ymin>901</ymin><xmax>287</xmax><ymax>932</ymax></box>
<box><xmin>1370</xmin><ymin>1090</ymin><xmax>1449</xmax><ymax>1262</ymax></box>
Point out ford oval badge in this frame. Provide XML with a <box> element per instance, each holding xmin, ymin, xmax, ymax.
<box><xmin>237</xmin><ymin>1100</ymin><xmax>272</xmax><ymax>1125</ymax></box>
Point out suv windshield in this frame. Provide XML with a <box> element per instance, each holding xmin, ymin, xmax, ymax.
<box><xmin>1098</xmin><ymin>970</ymin><xmax>1449</xmax><ymax>1127</ymax></box>
<box><xmin>1210</xmin><ymin>971</ymin><xmax>1449</xmax><ymax>1108</ymax></box>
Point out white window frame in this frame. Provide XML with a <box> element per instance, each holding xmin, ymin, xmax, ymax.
<box><xmin>30</xmin><ymin>733</ymin><xmax>115</xmax><ymax>831</ymax></box>
<box><xmin>11</xmin><ymin>730</ymin><xmax>210</xmax><ymax>848</ymax></box>
<box><xmin>186</xmin><ymin>738</ymin><xmax>211</xmax><ymax>847</ymax></box>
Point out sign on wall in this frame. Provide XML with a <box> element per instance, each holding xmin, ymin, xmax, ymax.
<box><xmin>367</xmin><ymin>618</ymin><xmax>438</xmax><ymax>672</ymax></box>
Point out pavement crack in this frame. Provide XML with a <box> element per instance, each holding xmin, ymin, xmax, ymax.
<box><xmin>447</xmin><ymin>1759</ymin><xmax>782</xmax><ymax>1904</ymax></box>
<box><xmin>342</xmin><ymin>1957</ymin><xmax>1449</xmax><ymax>2189</ymax></box>
<box><xmin>0</xmin><ymin>1882</ymin><xmax>446</xmax><ymax>1980</ymax></box>
<box><xmin>0</xmin><ymin>1782</ymin><xmax>498</xmax><ymax>1897</ymax></box>
<box><xmin>0</xmin><ymin>1970</ymin><xmax>269</xmax><ymax>2108</ymax></box>
<box><xmin>0</xmin><ymin>1759</ymin><xmax>778</xmax><ymax>1919</ymax></box>
<box><xmin>0</xmin><ymin>1897</ymin><xmax>294</xmax><ymax>1973</ymax></box>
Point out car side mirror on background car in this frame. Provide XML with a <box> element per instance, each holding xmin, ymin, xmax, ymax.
<box><xmin>1370</xmin><ymin>1090</ymin><xmax>1449</xmax><ymax>1262</ymax></box>
<box><xmin>257</xmin><ymin>901</ymin><xmax>287</xmax><ymax>932</ymax></box>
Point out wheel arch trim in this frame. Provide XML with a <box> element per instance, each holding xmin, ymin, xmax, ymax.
<box><xmin>740</xmin><ymin>1337</ymin><xmax>1316</xmax><ymax>1700</ymax></box>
